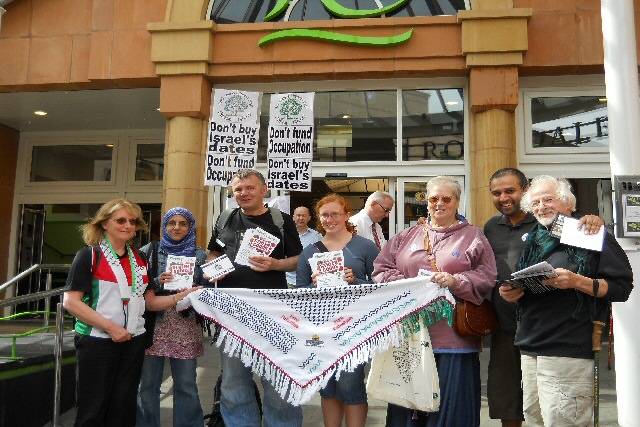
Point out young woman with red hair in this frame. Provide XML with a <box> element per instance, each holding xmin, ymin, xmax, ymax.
<box><xmin>296</xmin><ymin>193</ymin><xmax>379</xmax><ymax>427</ymax></box>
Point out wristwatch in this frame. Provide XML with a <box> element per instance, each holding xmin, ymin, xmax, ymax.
<box><xmin>592</xmin><ymin>278</ymin><xmax>600</xmax><ymax>297</ymax></box>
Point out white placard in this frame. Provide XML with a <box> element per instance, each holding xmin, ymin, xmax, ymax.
<box><xmin>164</xmin><ymin>255</ymin><xmax>196</xmax><ymax>291</ymax></box>
<box><xmin>201</xmin><ymin>255</ymin><xmax>235</xmax><ymax>281</ymax></box>
<box><xmin>205</xmin><ymin>89</ymin><xmax>261</xmax><ymax>187</ymax></box>
<box><xmin>267</xmin><ymin>92</ymin><xmax>314</xmax><ymax>192</ymax></box>
<box><xmin>234</xmin><ymin>227</ymin><xmax>281</xmax><ymax>267</ymax></box>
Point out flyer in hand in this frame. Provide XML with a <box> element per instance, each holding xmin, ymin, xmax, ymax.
<box><xmin>165</xmin><ymin>255</ymin><xmax>197</xmax><ymax>291</ymax></box>
<box><xmin>235</xmin><ymin>227</ymin><xmax>280</xmax><ymax>266</ymax></box>
<box><xmin>550</xmin><ymin>214</ymin><xmax>605</xmax><ymax>252</ymax></box>
<box><xmin>310</xmin><ymin>250</ymin><xmax>346</xmax><ymax>287</ymax></box>
<box><xmin>506</xmin><ymin>261</ymin><xmax>558</xmax><ymax>294</ymax></box>
<box><xmin>201</xmin><ymin>254</ymin><xmax>235</xmax><ymax>281</ymax></box>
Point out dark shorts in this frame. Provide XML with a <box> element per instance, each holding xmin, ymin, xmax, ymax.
<box><xmin>487</xmin><ymin>329</ymin><xmax>524</xmax><ymax>421</ymax></box>
<box><xmin>320</xmin><ymin>362</ymin><xmax>367</xmax><ymax>405</ymax></box>
<box><xmin>385</xmin><ymin>352</ymin><xmax>480</xmax><ymax>427</ymax></box>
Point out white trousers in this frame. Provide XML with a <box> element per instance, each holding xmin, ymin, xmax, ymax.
<box><xmin>521</xmin><ymin>354</ymin><xmax>594</xmax><ymax>427</ymax></box>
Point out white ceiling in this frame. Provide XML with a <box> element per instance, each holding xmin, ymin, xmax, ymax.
<box><xmin>0</xmin><ymin>88</ymin><xmax>164</xmax><ymax>132</ymax></box>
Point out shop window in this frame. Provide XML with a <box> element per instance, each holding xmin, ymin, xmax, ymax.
<box><xmin>209</xmin><ymin>0</ymin><xmax>467</xmax><ymax>23</ymax></box>
<box><xmin>30</xmin><ymin>144</ymin><xmax>114</xmax><ymax>182</ymax></box>
<box><xmin>258</xmin><ymin>90</ymin><xmax>397</xmax><ymax>162</ymax></box>
<box><xmin>525</xmin><ymin>94</ymin><xmax>608</xmax><ymax>154</ymax></box>
<box><xmin>135</xmin><ymin>143</ymin><xmax>164</xmax><ymax>181</ymax></box>
<box><xmin>402</xmin><ymin>89</ymin><xmax>464</xmax><ymax>161</ymax></box>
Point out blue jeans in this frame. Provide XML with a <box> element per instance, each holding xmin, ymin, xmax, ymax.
<box><xmin>219</xmin><ymin>350</ymin><xmax>303</xmax><ymax>427</ymax></box>
<box><xmin>136</xmin><ymin>355</ymin><xmax>203</xmax><ymax>427</ymax></box>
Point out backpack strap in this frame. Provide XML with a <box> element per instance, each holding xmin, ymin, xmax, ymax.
<box><xmin>313</xmin><ymin>241</ymin><xmax>329</xmax><ymax>253</ymax></box>
<box><xmin>214</xmin><ymin>208</ymin><xmax>239</xmax><ymax>238</ymax></box>
<box><xmin>91</xmin><ymin>245</ymin><xmax>101</xmax><ymax>274</ymax></box>
<box><xmin>268</xmin><ymin>207</ymin><xmax>285</xmax><ymax>238</ymax></box>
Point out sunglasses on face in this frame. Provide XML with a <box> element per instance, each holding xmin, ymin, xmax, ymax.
<box><xmin>112</xmin><ymin>217</ymin><xmax>138</xmax><ymax>226</ymax></box>
<box><xmin>428</xmin><ymin>196</ymin><xmax>453</xmax><ymax>205</ymax></box>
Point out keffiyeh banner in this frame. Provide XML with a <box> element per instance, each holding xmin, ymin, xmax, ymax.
<box><xmin>182</xmin><ymin>277</ymin><xmax>455</xmax><ymax>405</ymax></box>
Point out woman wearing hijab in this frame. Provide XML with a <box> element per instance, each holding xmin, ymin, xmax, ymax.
<box><xmin>64</xmin><ymin>199</ymin><xmax>197</xmax><ymax>427</ymax></box>
<box><xmin>136</xmin><ymin>207</ymin><xmax>208</xmax><ymax>427</ymax></box>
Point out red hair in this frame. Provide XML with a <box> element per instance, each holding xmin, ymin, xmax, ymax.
<box><xmin>315</xmin><ymin>193</ymin><xmax>356</xmax><ymax>235</ymax></box>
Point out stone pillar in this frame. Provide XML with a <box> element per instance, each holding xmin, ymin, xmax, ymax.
<box><xmin>458</xmin><ymin>0</ymin><xmax>531</xmax><ymax>225</ymax></box>
<box><xmin>148</xmin><ymin>2</ymin><xmax>213</xmax><ymax>247</ymax></box>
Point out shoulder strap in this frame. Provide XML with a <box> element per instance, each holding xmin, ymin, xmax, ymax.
<box><xmin>314</xmin><ymin>241</ymin><xmax>329</xmax><ymax>253</ymax></box>
<box><xmin>268</xmin><ymin>207</ymin><xmax>285</xmax><ymax>238</ymax></box>
<box><xmin>148</xmin><ymin>241</ymin><xmax>160</xmax><ymax>281</ymax></box>
<box><xmin>215</xmin><ymin>208</ymin><xmax>239</xmax><ymax>237</ymax></box>
<box><xmin>91</xmin><ymin>246</ymin><xmax>101</xmax><ymax>274</ymax></box>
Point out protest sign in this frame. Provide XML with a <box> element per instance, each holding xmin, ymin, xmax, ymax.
<box><xmin>310</xmin><ymin>250</ymin><xmax>346</xmax><ymax>287</ymax></box>
<box><xmin>267</xmin><ymin>93</ymin><xmax>314</xmax><ymax>192</ymax></box>
<box><xmin>165</xmin><ymin>255</ymin><xmax>197</xmax><ymax>291</ymax></box>
<box><xmin>201</xmin><ymin>254</ymin><xmax>235</xmax><ymax>281</ymax></box>
<box><xmin>205</xmin><ymin>89</ymin><xmax>261</xmax><ymax>187</ymax></box>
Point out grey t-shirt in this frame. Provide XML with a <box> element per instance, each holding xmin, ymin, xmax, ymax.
<box><xmin>295</xmin><ymin>235</ymin><xmax>379</xmax><ymax>288</ymax></box>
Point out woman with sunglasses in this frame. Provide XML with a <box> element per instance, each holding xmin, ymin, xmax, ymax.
<box><xmin>63</xmin><ymin>199</ymin><xmax>198</xmax><ymax>427</ymax></box>
<box><xmin>136</xmin><ymin>207</ymin><xmax>208</xmax><ymax>427</ymax></box>
<box><xmin>296</xmin><ymin>194</ymin><xmax>379</xmax><ymax>427</ymax></box>
<box><xmin>373</xmin><ymin>176</ymin><xmax>497</xmax><ymax>427</ymax></box>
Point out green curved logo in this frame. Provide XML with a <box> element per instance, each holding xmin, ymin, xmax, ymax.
<box><xmin>259</xmin><ymin>0</ymin><xmax>413</xmax><ymax>47</ymax></box>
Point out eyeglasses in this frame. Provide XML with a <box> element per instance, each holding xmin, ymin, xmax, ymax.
<box><xmin>112</xmin><ymin>217</ymin><xmax>138</xmax><ymax>226</ymax></box>
<box><xmin>428</xmin><ymin>196</ymin><xmax>453</xmax><ymax>205</ymax></box>
<box><xmin>530</xmin><ymin>196</ymin><xmax>556</xmax><ymax>209</ymax></box>
<box><xmin>319</xmin><ymin>212</ymin><xmax>345</xmax><ymax>220</ymax></box>
<box><xmin>375</xmin><ymin>201</ymin><xmax>393</xmax><ymax>214</ymax></box>
<box><xmin>167</xmin><ymin>220</ymin><xmax>189</xmax><ymax>228</ymax></box>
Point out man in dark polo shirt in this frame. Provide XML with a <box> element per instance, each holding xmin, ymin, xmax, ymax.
<box><xmin>484</xmin><ymin>168</ymin><xmax>602</xmax><ymax>427</ymax></box>
<box><xmin>207</xmin><ymin>168</ymin><xmax>303</xmax><ymax>427</ymax></box>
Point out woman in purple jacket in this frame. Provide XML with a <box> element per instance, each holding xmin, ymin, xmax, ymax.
<box><xmin>373</xmin><ymin>176</ymin><xmax>497</xmax><ymax>427</ymax></box>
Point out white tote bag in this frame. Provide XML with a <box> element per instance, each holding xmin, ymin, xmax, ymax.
<box><xmin>366</xmin><ymin>325</ymin><xmax>440</xmax><ymax>412</ymax></box>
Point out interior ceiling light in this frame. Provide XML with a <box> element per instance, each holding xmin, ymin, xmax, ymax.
<box><xmin>105</xmin><ymin>144</ymin><xmax>114</xmax><ymax>148</ymax></box>
<box><xmin>445</xmin><ymin>101</ymin><xmax>459</xmax><ymax>106</ymax></box>
<box><xmin>342</xmin><ymin>114</ymin><xmax>351</xmax><ymax>119</ymax></box>
<box><xmin>598</xmin><ymin>98</ymin><xmax>607</xmax><ymax>103</ymax></box>
<box><xmin>34</xmin><ymin>110</ymin><xmax>47</xmax><ymax>116</ymax></box>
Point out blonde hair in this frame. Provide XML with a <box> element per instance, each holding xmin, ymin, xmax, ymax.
<box><xmin>81</xmin><ymin>198</ymin><xmax>148</xmax><ymax>246</ymax></box>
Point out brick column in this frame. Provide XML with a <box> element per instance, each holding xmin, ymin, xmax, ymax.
<box><xmin>458</xmin><ymin>0</ymin><xmax>531</xmax><ymax>225</ymax></box>
<box><xmin>148</xmin><ymin>8</ymin><xmax>214</xmax><ymax>247</ymax></box>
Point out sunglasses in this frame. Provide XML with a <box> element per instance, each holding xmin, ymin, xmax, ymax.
<box><xmin>112</xmin><ymin>217</ymin><xmax>138</xmax><ymax>226</ymax></box>
<box><xmin>428</xmin><ymin>196</ymin><xmax>453</xmax><ymax>205</ymax></box>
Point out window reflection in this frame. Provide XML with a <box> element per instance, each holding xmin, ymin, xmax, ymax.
<box><xmin>402</xmin><ymin>89</ymin><xmax>464</xmax><ymax>160</ymax></box>
<box><xmin>210</xmin><ymin>0</ymin><xmax>467</xmax><ymax>23</ymax></box>
<box><xmin>30</xmin><ymin>145</ymin><xmax>114</xmax><ymax>182</ymax></box>
<box><xmin>258</xmin><ymin>91</ymin><xmax>397</xmax><ymax>162</ymax></box>
<box><xmin>531</xmin><ymin>97</ymin><xmax>608</xmax><ymax>149</ymax></box>
<box><xmin>135</xmin><ymin>143</ymin><xmax>165</xmax><ymax>181</ymax></box>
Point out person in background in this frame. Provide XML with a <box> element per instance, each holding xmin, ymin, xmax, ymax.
<box><xmin>499</xmin><ymin>175</ymin><xmax>633</xmax><ymax>427</ymax></box>
<box><xmin>349</xmin><ymin>191</ymin><xmax>394</xmax><ymax>250</ymax></box>
<box><xmin>63</xmin><ymin>199</ymin><xmax>197</xmax><ymax>427</ymax></box>
<box><xmin>207</xmin><ymin>169</ymin><xmax>303</xmax><ymax>427</ymax></box>
<box><xmin>484</xmin><ymin>168</ymin><xmax>604</xmax><ymax>427</ymax></box>
<box><xmin>373</xmin><ymin>176</ymin><xmax>496</xmax><ymax>427</ymax></box>
<box><xmin>285</xmin><ymin>205</ymin><xmax>322</xmax><ymax>287</ymax></box>
<box><xmin>136</xmin><ymin>207</ymin><xmax>207</xmax><ymax>427</ymax></box>
<box><xmin>296</xmin><ymin>193</ymin><xmax>379</xmax><ymax>427</ymax></box>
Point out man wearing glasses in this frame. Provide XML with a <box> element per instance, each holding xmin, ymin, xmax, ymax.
<box><xmin>348</xmin><ymin>191</ymin><xmax>394</xmax><ymax>250</ymax></box>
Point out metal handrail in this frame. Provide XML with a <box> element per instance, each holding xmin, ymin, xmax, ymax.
<box><xmin>0</xmin><ymin>263</ymin><xmax>72</xmax><ymax>293</ymax></box>
<box><xmin>1</xmin><ymin>274</ymin><xmax>72</xmax><ymax>427</ymax></box>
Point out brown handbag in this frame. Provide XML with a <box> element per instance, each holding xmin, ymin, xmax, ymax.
<box><xmin>453</xmin><ymin>299</ymin><xmax>498</xmax><ymax>337</ymax></box>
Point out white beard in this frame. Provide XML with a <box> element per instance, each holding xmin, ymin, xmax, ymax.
<box><xmin>535</xmin><ymin>213</ymin><xmax>557</xmax><ymax>227</ymax></box>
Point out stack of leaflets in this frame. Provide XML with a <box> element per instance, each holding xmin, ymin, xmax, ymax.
<box><xmin>234</xmin><ymin>227</ymin><xmax>280</xmax><ymax>267</ymax></box>
<box><xmin>201</xmin><ymin>254</ymin><xmax>235</xmax><ymax>281</ymax></box>
<box><xmin>505</xmin><ymin>261</ymin><xmax>558</xmax><ymax>294</ymax></box>
<box><xmin>164</xmin><ymin>255</ymin><xmax>196</xmax><ymax>291</ymax></box>
<box><xmin>550</xmin><ymin>214</ymin><xmax>605</xmax><ymax>252</ymax></box>
<box><xmin>310</xmin><ymin>250</ymin><xmax>346</xmax><ymax>287</ymax></box>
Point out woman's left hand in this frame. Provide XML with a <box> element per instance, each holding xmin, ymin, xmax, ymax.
<box><xmin>432</xmin><ymin>271</ymin><xmax>457</xmax><ymax>289</ymax></box>
<box><xmin>344</xmin><ymin>267</ymin><xmax>355</xmax><ymax>284</ymax></box>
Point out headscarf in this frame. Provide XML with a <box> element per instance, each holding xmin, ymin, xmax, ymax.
<box><xmin>160</xmin><ymin>207</ymin><xmax>196</xmax><ymax>257</ymax></box>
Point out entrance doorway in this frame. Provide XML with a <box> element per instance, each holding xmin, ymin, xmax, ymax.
<box><xmin>289</xmin><ymin>178</ymin><xmax>392</xmax><ymax>239</ymax></box>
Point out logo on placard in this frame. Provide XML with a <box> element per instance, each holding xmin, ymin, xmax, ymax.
<box><xmin>217</xmin><ymin>91</ymin><xmax>254</xmax><ymax>122</ymax></box>
<box><xmin>275</xmin><ymin>94</ymin><xmax>307</xmax><ymax>126</ymax></box>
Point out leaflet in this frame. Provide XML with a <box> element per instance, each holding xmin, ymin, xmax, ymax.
<box><xmin>234</xmin><ymin>227</ymin><xmax>280</xmax><ymax>266</ymax></box>
<box><xmin>310</xmin><ymin>250</ymin><xmax>346</xmax><ymax>287</ymax></box>
<box><xmin>505</xmin><ymin>261</ymin><xmax>558</xmax><ymax>294</ymax></box>
<box><xmin>551</xmin><ymin>215</ymin><xmax>604</xmax><ymax>252</ymax></box>
<box><xmin>164</xmin><ymin>255</ymin><xmax>197</xmax><ymax>291</ymax></box>
<box><xmin>201</xmin><ymin>254</ymin><xmax>235</xmax><ymax>281</ymax></box>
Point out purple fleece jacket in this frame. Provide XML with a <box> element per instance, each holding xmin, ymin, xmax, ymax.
<box><xmin>373</xmin><ymin>221</ymin><xmax>497</xmax><ymax>351</ymax></box>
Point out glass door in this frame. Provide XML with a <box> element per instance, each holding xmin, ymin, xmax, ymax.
<box><xmin>396</xmin><ymin>177</ymin><xmax>465</xmax><ymax>233</ymax></box>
